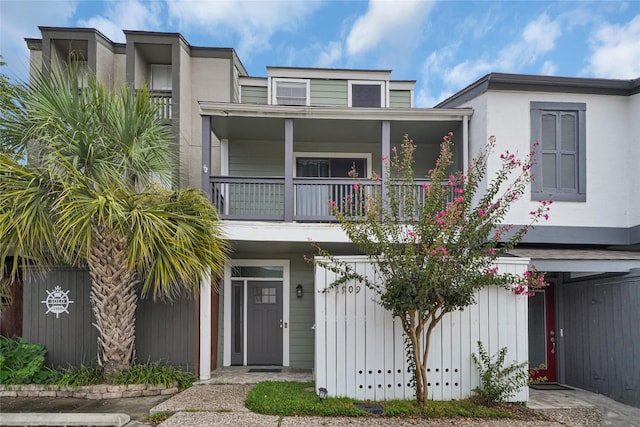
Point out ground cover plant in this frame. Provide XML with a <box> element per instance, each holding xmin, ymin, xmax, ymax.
<box><xmin>245</xmin><ymin>381</ymin><xmax>547</xmax><ymax>420</ymax></box>
<box><xmin>0</xmin><ymin>336</ymin><xmax>195</xmax><ymax>388</ymax></box>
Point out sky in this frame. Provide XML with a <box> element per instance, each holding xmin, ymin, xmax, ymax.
<box><xmin>1</xmin><ymin>0</ymin><xmax>639</xmax><ymax>107</ymax></box>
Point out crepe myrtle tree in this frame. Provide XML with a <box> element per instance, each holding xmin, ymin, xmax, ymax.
<box><xmin>312</xmin><ymin>133</ymin><xmax>550</xmax><ymax>406</ymax></box>
<box><xmin>0</xmin><ymin>67</ymin><xmax>228</xmax><ymax>375</ymax></box>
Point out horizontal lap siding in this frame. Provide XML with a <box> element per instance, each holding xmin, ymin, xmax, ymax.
<box><xmin>390</xmin><ymin>90</ymin><xmax>411</xmax><ymax>108</ymax></box>
<box><xmin>315</xmin><ymin>256</ymin><xmax>529</xmax><ymax>401</ymax></box>
<box><xmin>241</xmin><ymin>86</ymin><xmax>268</xmax><ymax>104</ymax></box>
<box><xmin>229</xmin><ymin>140</ymin><xmax>284</xmax><ymax>176</ymax></box>
<box><xmin>311</xmin><ymin>80</ymin><xmax>348</xmax><ymax>106</ymax></box>
<box><xmin>560</xmin><ymin>271</ymin><xmax>640</xmax><ymax>408</ymax></box>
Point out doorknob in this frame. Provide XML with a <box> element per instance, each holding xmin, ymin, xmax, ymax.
<box><xmin>550</xmin><ymin>336</ymin><xmax>556</xmax><ymax>354</ymax></box>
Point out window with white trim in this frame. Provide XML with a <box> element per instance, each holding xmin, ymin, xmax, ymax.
<box><xmin>530</xmin><ymin>102</ymin><xmax>586</xmax><ymax>202</ymax></box>
<box><xmin>272</xmin><ymin>79</ymin><xmax>309</xmax><ymax>106</ymax></box>
<box><xmin>349</xmin><ymin>81</ymin><xmax>385</xmax><ymax>107</ymax></box>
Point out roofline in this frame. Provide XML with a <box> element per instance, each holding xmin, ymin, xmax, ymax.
<box><xmin>267</xmin><ymin>65</ymin><xmax>392</xmax><ymax>73</ymax></box>
<box><xmin>436</xmin><ymin>72</ymin><xmax>640</xmax><ymax>108</ymax></box>
<box><xmin>199</xmin><ymin>101</ymin><xmax>472</xmax><ymax>121</ymax></box>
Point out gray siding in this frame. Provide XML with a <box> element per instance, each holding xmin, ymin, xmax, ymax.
<box><xmin>559</xmin><ymin>270</ymin><xmax>640</xmax><ymax>408</ymax></box>
<box><xmin>23</xmin><ymin>267</ymin><xmax>196</xmax><ymax>370</ymax></box>
<box><xmin>390</xmin><ymin>90</ymin><xmax>411</xmax><ymax>107</ymax></box>
<box><xmin>23</xmin><ymin>267</ymin><xmax>98</xmax><ymax>367</ymax></box>
<box><xmin>310</xmin><ymin>80</ymin><xmax>348</xmax><ymax>106</ymax></box>
<box><xmin>136</xmin><ymin>294</ymin><xmax>196</xmax><ymax>370</ymax></box>
<box><xmin>241</xmin><ymin>86</ymin><xmax>267</xmax><ymax>104</ymax></box>
<box><xmin>229</xmin><ymin>140</ymin><xmax>284</xmax><ymax>176</ymax></box>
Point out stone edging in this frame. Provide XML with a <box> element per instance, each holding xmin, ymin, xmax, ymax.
<box><xmin>0</xmin><ymin>382</ymin><xmax>179</xmax><ymax>399</ymax></box>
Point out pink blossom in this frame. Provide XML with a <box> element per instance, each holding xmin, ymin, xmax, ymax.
<box><xmin>478</xmin><ymin>209</ymin><xmax>486</xmax><ymax>218</ymax></box>
<box><xmin>407</xmin><ymin>229</ymin><xmax>415</xmax><ymax>238</ymax></box>
<box><xmin>455</xmin><ymin>188</ymin><xmax>463</xmax><ymax>194</ymax></box>
<box><xmin>455</xmin><ymin>197</ymin><xmax>464</xmax><ymax>204</ymax></box>
<box><xmin>430</xmin><ymin>250</ymin><xmax>437</xmax><ymax>256</ymax></box>
<box><xmin>382</xmin><ymin>155</ymin><xmax>389</xmax><ymax>161</ymax></box>
<box><xmin>353</xmin><ymin>183</ymin><xmax>359</xmax><ymax>190</ymax></box>
<box><xmin>392</xmin><ymin>146</ymin><xmax>397</xmax><ymax>153</ymax></box>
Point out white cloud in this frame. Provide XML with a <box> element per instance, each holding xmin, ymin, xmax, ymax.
<box><xmin>77</xmin><ymin>0</ymin><xmax>163</xmax><ymax>43</ymax></box>
<box><xmin>314</xmin><ymin>41</ymin><xmax>343</xmax><ymax>68</ymax></box>
<box><xmin>164</xmin><ymin>0</ymin><xmax>320</xmax><ymax>58</ymax></box>
<box><xmin>0</xmin><ymin>0</ymin><xmax>78</xmax><ymax>80</ymax></box>
<box><xmin>541</xmin><ymin>60</ymin><xmax>557</xmax><ymax>75</ymax></box>
<box><xmin>345</xmin><ymin>0</ymin><xmax>435</xmax><ymax>56</ymax></box>
<box><xmin>585</xmin><ymin>14</ymin><xmax>640</xmax><ymax>79</ymax></box>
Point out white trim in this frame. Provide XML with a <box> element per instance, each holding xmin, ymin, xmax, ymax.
<box><xmin>199</xmin><ymin>271</ymin><xmax>212</xmax><ymax>380</ymax></box>
<box><xmin>267</xmin><ymin>67</ymin><xmax>391</xmax><ymax>81</ymax></box>
<box><xmin>293</xmin><ymin>152</ymin><xmax>373</xmax><ymax>178</ymax></box>
<box><xmin>271</xmin><ymin>78</ymin><xmax>310</xmax><ymax>106</ymax></box>
<box><xmin>223</xmin><ymin>259</ymin><xmax>290</xmax><ymax>367</ymax></box>
<box><xmin>239</xmin><ymin>76</ymin><xmax>268</xmax><ymax>87</ymax></box>
<box><xmin>348</xmin><ymin>80</ymin><xmax>387</xmax><ymax>107</ymax></box>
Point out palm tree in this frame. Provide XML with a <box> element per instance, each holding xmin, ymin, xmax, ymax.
<box><xmin>0</xmin><ymin>67</ymin><xmax>228</xmax><ymax>375</ymax></box>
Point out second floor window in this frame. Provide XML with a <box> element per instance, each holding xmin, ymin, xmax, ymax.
<box><xmin>273</xmin><ymin>79</ymin><xmax>309</xmax><ymax>106</ymax></box>
<box><xmin>151</xmin><ymin>65</ymin><xmax>172</xmax><ymax>91</ymax></box>
<box><xmin>349</xmin><ymin>81</ymin><xmax>385</xmax><ymax>107</ymax></box>
<box><xmin>531</xmin><ymin>102</ymin><xmax>586</xmax><ymax>202</ymax></box>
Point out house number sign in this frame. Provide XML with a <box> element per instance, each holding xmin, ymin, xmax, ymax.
<box><xmin>41</xmin><ymin>286</ymin><xmax>74</xmax><ymax>319</ymax></box>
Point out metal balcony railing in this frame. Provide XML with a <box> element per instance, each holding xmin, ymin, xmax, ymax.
<box><xmin>210</xmin><ymin>176</ymin><xmax>458</xmax><ymax>222</ymax></box>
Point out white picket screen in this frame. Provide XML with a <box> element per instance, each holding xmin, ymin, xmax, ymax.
<box><xmin>314</xmin><ymin>256</ymin><xmax>530</xmax><ymax>402</ymax></box>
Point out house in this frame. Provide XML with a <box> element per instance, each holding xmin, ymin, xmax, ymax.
<box><xmin>5</xmin><ymin>27</ymin><xmax>638</xmax><ymax>407</ymax></box>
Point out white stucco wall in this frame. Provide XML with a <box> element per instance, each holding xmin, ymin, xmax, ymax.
<box><xmin>461</xmin><ymin>90</ymin><xmax>635</xmax><ymax>229</ymax></box>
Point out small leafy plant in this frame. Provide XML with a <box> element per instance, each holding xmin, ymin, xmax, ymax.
<box><xmin>0</xmin><ymin>336</ymin><xmax>58</xmax><ymax>384</ymax></box>
<box><xmin>472</xmin><ymin>341</ymin><xmax>528</xmax><ymax>405</ymax></box>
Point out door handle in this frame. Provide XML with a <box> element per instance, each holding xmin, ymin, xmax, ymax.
<box><xmin>279</xmin><ymin>319</ymin><xmax>283</xmax><ymax>329</ymax></box>
<box><xmin>550</xmin><ymin>336</ymin><xmax>556</xmax><ymax>354</ymax></box>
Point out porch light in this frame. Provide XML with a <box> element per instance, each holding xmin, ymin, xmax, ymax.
<box><xmin>296</xmin><ymin>284</ymin><xmax>303</xmax><ymax>298</ymax></box>
<box><xmin>318</xmin><ymin>387</ymin><xmax>327</xmax><ymax>402</ymax></box>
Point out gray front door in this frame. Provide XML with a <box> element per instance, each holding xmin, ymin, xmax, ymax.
<box><xmin>247</xmin><ymin>281</ymin><xmax>283</xmax><ymax>365</ymax></box>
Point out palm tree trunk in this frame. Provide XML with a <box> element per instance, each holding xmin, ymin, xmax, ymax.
<box><xmin>88</xmin><ymin>224</ymin><xmax>138</xmax><ymax>376</ymax></box>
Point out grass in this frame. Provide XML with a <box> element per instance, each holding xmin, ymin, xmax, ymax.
<box><xmin>245</xmin><ymin>381</ymin><xmax>536</xmax><ymax>419</ymax></box>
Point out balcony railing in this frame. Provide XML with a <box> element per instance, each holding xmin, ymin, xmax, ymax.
<box><xmin>210</xmin><ymin>176</ymin><xmax>458</xmax><ymax>222</ymax></box>
<box><xmin>150</xmin><ymin>90</ymin><xmax>172</xmax><ymax>121</ymax></box>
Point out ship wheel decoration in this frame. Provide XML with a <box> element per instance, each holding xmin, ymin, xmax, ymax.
<box><xmin>41</xmin><ymin>286</ymin><xmax>74</xmax><ymax>318</ymax></box>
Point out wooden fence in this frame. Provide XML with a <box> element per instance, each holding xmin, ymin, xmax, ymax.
<box><xmin>314</xmin><ymin>256</ymin><xmax>530</xmax><ymax>402</ymax></box>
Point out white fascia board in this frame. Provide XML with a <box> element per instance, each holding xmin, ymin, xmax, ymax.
<box><xmin>239</xmin><ymin>76</ymin><xmax>267</xmax><ymax>87</ymax></box>
<box><xmin>221</xmin><ymin>221</ymin><xmax>351</xmax><ymax>243</ymax></box>
<box><xmin>267</xmin><ymin>67</ymin><xmax>391</xmax><ymax>81</ymax></box>
<box><xmin>389</xmin><ymin>81</ymin><xmax>416</xmax><ymax>91</ymax></box>
<box><xmin>199</xmin><ymin>101</ymin><xmax>473</xmax><ymax>121</ymax></box>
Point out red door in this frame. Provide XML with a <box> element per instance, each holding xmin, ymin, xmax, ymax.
<box><xmin>528</xmin><ymin>283</ymin><xmax>556</xmax><ymax>382</ymax></box>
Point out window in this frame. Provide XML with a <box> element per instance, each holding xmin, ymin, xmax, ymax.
<box><xmin>296</xmin><ymin>157</ymin><xmax>367</xmax><ymax>178</ymax></box>
<box><xmin>272</xmin><ymin>79</ymin><xmax>309</xmax><ymax>106</ymax></box>
<box><xmin>531</xmin><ymin>102</ymin><xmax>586</xmax><ymax>202</ymax></box>
<box><xmin>151</xmin><ymin>65</ymin><xmax>172</xmax><ymax>91</ymax></box>
<box><xmin>349</xmin><ymin>81</ymin><xmax>385</xmax><ymax>107</ymax></box>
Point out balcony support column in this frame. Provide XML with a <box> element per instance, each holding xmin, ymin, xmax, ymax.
<box><xmin>284</xmin><ymin>119</ymin><xmax>294</xmax><ymax>222</ymax></box>
<box><xmin>381</xmin><ymin>120</ymin><xmax>390</xmax><ymax>203</ymax></box>
<box><xmin>462</xmin><ymin>115</ymin><xmax>469</xmax><ymax>173</ymax></box>
<box><xmin>202</xmin><ymin>116</ymin><xmax>212</xmax><ymax>200</ymax></box>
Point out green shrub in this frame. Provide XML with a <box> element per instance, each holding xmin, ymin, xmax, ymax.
<box><xmin>106</xmin><ymin>362</ymin><xmax>196</xmax><ymax>389</ymax></box>
<box><xmin>471</xmin><ymin>341</ymin><xmax>528</xmax><ymax>405</ymax></box>
<box><xmin>0</xmin><ymin>336</ymin><xmax>58</xmax><ymax>384</ymax></box>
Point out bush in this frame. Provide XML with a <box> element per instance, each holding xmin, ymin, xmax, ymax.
<box><xmin>472</xmin><ymin>341</ymin><xmax>528</xmax><ymax>405</ymax></box>
<box><xmin>106</xmin><ymin>362</ymin><xmax>196</xmax><ymax>389</ymax></box>
<box><xmin>0</xmin><ymin>336</ymin><xmax>58</xmax><ymax>384</ymax></box>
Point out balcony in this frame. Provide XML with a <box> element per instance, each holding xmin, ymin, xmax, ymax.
<box><xmin>150</xmin><ymin>90</ymin><xmax>172</xmax><ymax>121</ymax></box>
<box><xmin>210</xmin><ymin>176</ymin><xmax>456</xmax><ymax>222</ymax></box>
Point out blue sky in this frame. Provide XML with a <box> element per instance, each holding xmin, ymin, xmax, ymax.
<box><xmin>1</xmin><ymin>0</ymin><xmax>639</xmax><ymax>106</ymax></box>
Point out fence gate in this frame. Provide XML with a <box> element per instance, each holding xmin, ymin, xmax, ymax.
<box><xmin>314</xmin><ymin>256</ymin><xmax>530</xmax><ymax>402</ymax></box>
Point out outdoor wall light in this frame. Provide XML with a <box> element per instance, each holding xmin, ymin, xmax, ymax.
<box><xmin>318</xmin><ymin>387</ymin><xmax>328</xmax><ymax>402</ymax></box>
<box><xmin>296</xmin><ymin>284</ymin><xmax>303</xmax><ymax>298</ymax></box>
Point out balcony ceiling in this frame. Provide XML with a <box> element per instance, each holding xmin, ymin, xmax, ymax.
<box><xmin>210</xmin><ymin>115</ymin><xmax>461</xmax><ymax>144</ymax></box>
<box><xmin>136</xmin><ymin>43</ymin><xmax>172</xmax><ymax>64</ymax></box>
